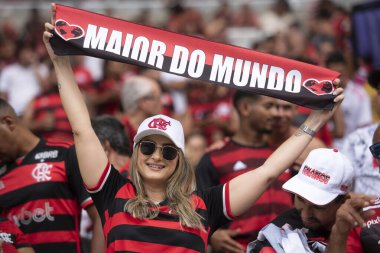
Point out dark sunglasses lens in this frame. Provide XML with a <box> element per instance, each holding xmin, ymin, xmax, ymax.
<box><xmin>162</xmin><ymin>146</ymin><xmax>178</xmax><ymax>160</ymax></box>
<box><xmin>370</xmin><ymin>143</ymin><xmax>380</xmax><ymax>158</ymax></box>
<box><xmin>140</xmin><ymin>141</ymin><xmax>156</xmax><ymax>156</ymax></box>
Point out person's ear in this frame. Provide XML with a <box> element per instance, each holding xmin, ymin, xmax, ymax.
<box><xmin>0</xmin><ymin>115</ymin><xmax>17</xmax><ymax>131</ymax></box>
<box><xmin>238</xmin><ymin>100</ymin><xmax>254</xmax><ymax>117</ymax></box>
<box><xmin>102</xmin><ymin>140</ymin><xmax>112</xmax><ymax>157</ymax></box>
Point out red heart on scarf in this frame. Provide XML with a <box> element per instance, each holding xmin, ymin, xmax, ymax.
<box><xmin>302</xmin><ymin>79</ymin><xmax>334</xmax><ymax>95</ymax></box>
<box><xmin>55</xmin><ymin>19</ymin><xmax>84</xmax><ymax>41</ymax></box>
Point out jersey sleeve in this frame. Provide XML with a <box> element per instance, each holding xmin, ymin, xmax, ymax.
<box><xmin>0</xmin><ymin>218</ymin><xmax>31</xmax><ymax>249</ymax></box>
<box><xmin>196</xmin><ymin>153</ymin><xmax>220</xmax><ymax>190</ymax></box>
<box><xmin>197</xmin><ymin>183</ymin><xmax>233</xmax><ymax>234</ymax></box>
<box><xmin>65</xmin><ymin>145</ymin><xmax>93</xmax><ymax>209</ymax></box>
<box><xmin>86</xmin><ymin>163</ymin><xmax>129</xmax><ymax>216</ymax></box>
<box><xmin>346</xmin><ymin>227</ymin><xmax>363</xmax><ymax>253</ymax></box>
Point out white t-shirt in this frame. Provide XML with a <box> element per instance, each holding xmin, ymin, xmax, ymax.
<box><xmin>341</xmin><ymin>123</ymin><xmax>380</xmax><ymax>196</ymax></box>
<box><xmin>160</xmin><ymin>72</ymin><xmax>188</xmax><ymax>115</ymax></box>
<box><xmin>0</xmin><ymin>63</ymin><xmax>48</xmax><ymax>115</ymax></box>
<box><xmin>334</xmin><ymin>81</ymin><xmax>372</xmax><ymax>149</ymax></box>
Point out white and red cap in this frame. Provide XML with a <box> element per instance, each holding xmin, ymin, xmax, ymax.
<box><xmin>133</xmin><ymin>114</ymin><xmax>185</xmax><ymax>153</ymax></box>
<box><xmin>282</xmin><ymin>148</ymin><xmax>354</xmax><ymax>206</ymax></box>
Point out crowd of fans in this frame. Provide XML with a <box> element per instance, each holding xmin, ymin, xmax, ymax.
<box><xmin>1</xmin><ymin>0</ymin><xmax>380</xmax><ymax>252</ymax></box>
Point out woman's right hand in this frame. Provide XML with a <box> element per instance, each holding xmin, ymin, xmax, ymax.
<box><xmin>304</xmin><ymin>79</ymin><xmax>344</xmax><ymax>131</ymax></box>
<box><xmin>43</xmin><ymin>3</ymin><xmax>69</xmax><ymax>64</ymax></box>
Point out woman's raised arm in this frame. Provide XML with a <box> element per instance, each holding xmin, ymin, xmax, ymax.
<box><xmin>43</xmin><ymin>3</ymin><xmax>108</xmax><ymax>187</ymax></box>
<box><xmin>228</xmin><ymin>84</ymin><xmax>344</xmax><ymax>217</ymax></box>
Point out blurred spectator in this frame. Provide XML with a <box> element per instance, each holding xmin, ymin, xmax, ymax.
<box><xmin>258</xmin><ymin>0</ymin><xmax>297</xmax><ymax>36</ymax></box>
<box><xmin>325</xmin><ymin>124</ymin><xmax>380</xmax><ymax>253</ymax></box>
<box><xmin>326</xmin><ymin>51</ymin><xmax>372</xmax><ymax>149</ymax></box>
<box><xmin>232</xmin><ymin>3</ymin><xmax>260</xmax><ymax>28</ymax></box>
<box><xmin>166</xmin><ymin>1</ymin><xmax>204</xmax><ymax>36</ymax></box>
<box><xmin>20</xmin><ymin>8</ymin><xmax>44</xmax><ymax>48</ymax></box>
<box><xmin>0</xmin><ymin>38</ymin><xmax>16</xmax><ymax>71</ymax></box>
<box><xmin>185</xmin><ymin>131</ymin><xmax>207</xmax><ymax>171</ymax></box>
<box><xmin>312</xmin><ymin>0</ymin><xmax>350</xmax><ymax>50</ymax></box>
<box><xmin>252</xmin><ymin>35</ymin><xmax>276</xmax><ymax>54</ymax></box>
<box><xmin>88</xmin><ymin>61</ymin><xmax>128</xmax><ymax>115</ymax></box>
<box><xmin>204</xmin><ymin>2</ymin><xmax>230</xmax><ymax>42</ymax></box>
<box><xmin>213</xmin><ymin>1</ymin><xmax>234</xmax><ymax>26</ymax></box>
<box><xmin>306</xmin><ymin>0</ymin><xmax>351</xmax><ymax>67</ymax></box>
<box><xmin>160</xmin><ymin>72</ymin><xmax>189</xmax><ymax>116</ymax></box>
<box><xmin>196</xmin><ymin>91</ymin><xmax>292</xmax><ymax>252</ymax></box>
<box><xmin>119</xmin><ymin>75</ymin><xmax>162</xmax><ymax>143</ymax></box>
<box><xmin>21</xmin><ymin>66</ymin><xmax>72</xmax><ymax>141</ymax></box>
<box><xmin>340</xmin><ymin>69</ymin><xmax>380</xmax><ymax>196</ymax></box>
<box><xmin>0</xmin><ymin>42</ymin><xmax>49</xmax><ymax>116</ymax></box>
<box><xmin>285</xmin><ymin>23</ymin><xmax>308</xmax><ymax>59</ymax></box>
<box><xmin>188</xmin><ymin>84</ymin><xmax>235</xmax><ymax>144</ymax></box>
<box><xmin>0</xmin><ymin>16</ymin><xmax>17</xmax><ymax>42</ymax></box>
<box><xmin>268</xmin><ymin>99</ymin><xmax>326</xmax><ymax>171</ymax></box>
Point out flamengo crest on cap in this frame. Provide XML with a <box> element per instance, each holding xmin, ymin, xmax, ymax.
<box><xmin>148</xmin><ymin>118</ymin><xmax>171</xmax><ymax>130</ymax></box>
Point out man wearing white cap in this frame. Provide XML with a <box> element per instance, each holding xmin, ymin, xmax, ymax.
<box><xmin>250</xmin><ymin>148</ymin><xmax>354</xmax><ymax>253</ymax></box>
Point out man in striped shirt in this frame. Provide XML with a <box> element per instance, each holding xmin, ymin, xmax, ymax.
<box><xmin>196</xmin><ymin>91</ymin><xmax>293</xmax><ymax>252</ymax></box>
<box><xmin>0</xmin><ymin>98</ymin><xmax>104</xmax><ymax>253</ymax></box>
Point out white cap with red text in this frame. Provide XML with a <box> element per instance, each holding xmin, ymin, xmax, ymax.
<box><xmin>282</xmin><ymin>148</ymin><xmax>354</xmax><ymax>206</ymax></box>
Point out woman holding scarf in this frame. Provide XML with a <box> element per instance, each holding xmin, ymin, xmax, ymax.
<box><xmin>42</xmin><ymin>3</ymin><xmax>344</xmax><ymax>253</ymax></box>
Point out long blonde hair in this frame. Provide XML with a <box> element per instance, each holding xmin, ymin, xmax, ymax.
<box><xmin>124</xmin><ymin>148</ymin><xmax>205</xmax><ymax>230</ymax></box>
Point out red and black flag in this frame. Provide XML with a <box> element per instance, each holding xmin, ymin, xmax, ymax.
<box><xmin>50</xmin><ymin>4</ymin><xmax>340</xmax><ymax>110</ymax></box>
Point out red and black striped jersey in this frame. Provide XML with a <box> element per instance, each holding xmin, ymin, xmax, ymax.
<box><xmin>0</xmin><ymin>216</ymin><xmax>31</xmax><ymax>253</ymax></box>
<box><xmin>87</xmin><ymin>163</ymin><xmax>232</xmax><ymax>253</ymax></box>
<box><xmin>0</xmin><ymin>139</ymin><xmax>93</xmax><ymax>253</ymax></box>
<box><xmin>347</xmin><ymin>198</ymin><xmax>380</xmax><ymax>253</ymax></box>
<box><xmin>31</xmin><ymin>91</ymin><xmax>72</xmax><ymax>141</ymax></box>
<box><xmin>196</xmin><ymin>139</ymin><xmax>293</xmax><ymax>248</ymax></box>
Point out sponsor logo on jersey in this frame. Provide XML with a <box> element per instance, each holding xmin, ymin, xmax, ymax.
<box><xmin>367</xmin><ymin>215</ymin><xmax>380</xmax><ymax>228</ymax></box>
<box><xmin>8</xmin><ymin>202</ymin><xmax>55</xmax><ymax>227</ymax></box>
<box><xmin>34</xmin><ymin>150</ymin><xmax>59</xmax><ymax>160</ymax></box>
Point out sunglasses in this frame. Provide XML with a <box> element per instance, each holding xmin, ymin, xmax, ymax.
<box><xmin>139</xmin><ymin>140</ymin><xmax>178</xmax><ymax>160</ymax></box>
<box><xmin>370</xmin><ymin>142</ymin><xmax>380</xmax><ymax>159</ymax></box>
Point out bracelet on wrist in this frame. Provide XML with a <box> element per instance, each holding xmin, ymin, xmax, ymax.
<box><xmin>300</xmin><ymin>124</ymin><xmax>316</xmax><ymax>137</ymax></box>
